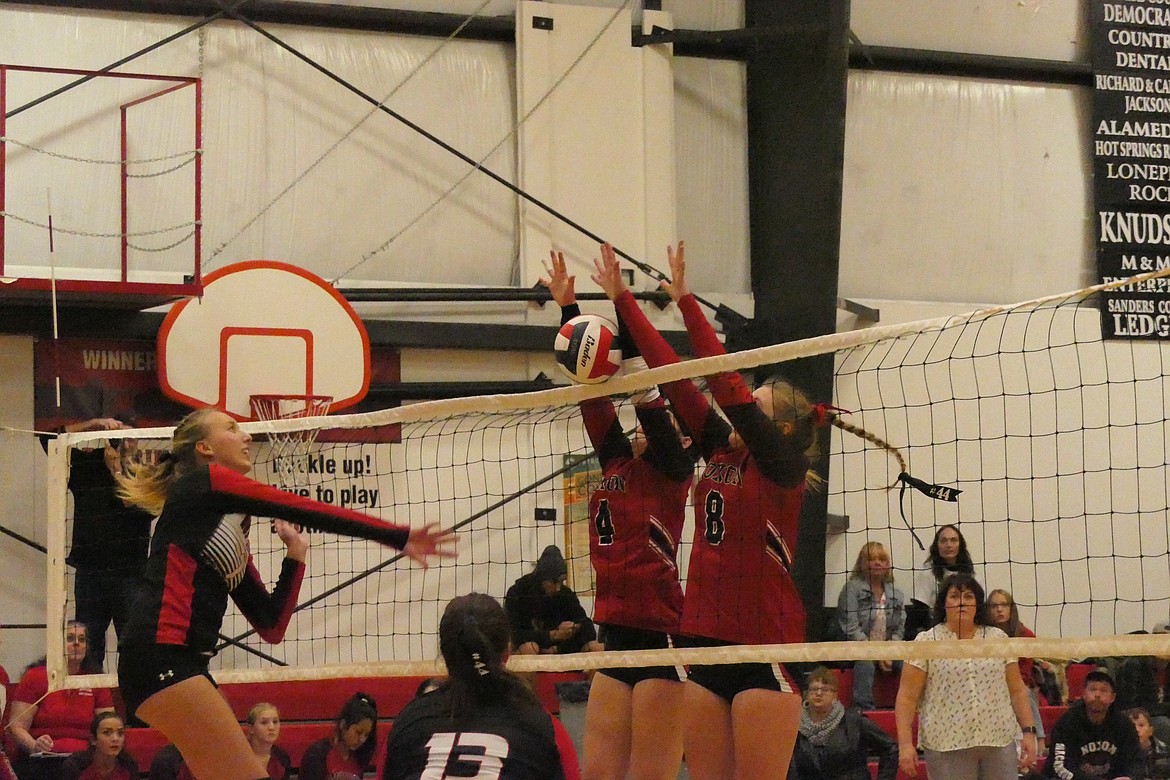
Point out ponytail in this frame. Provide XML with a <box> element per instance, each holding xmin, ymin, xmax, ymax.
<box><xmin>438</xmin><ymin>593</ymin><xmax>534</xmax><ymax>723</ymax></box>
<box><xmin>118</xmin><ymin>408</ymin><xmax>217</xmax><ymax>515</ymax></box>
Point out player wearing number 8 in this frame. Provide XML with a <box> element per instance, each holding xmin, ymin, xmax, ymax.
<box><xmin>380</xmin><ymin>593</ymin><xmax>581</xmax><ymax>780</ymax></box>
<box><xmin>543</xmin><ymin>249</ymin><xmax>697</xmax><ymax>780</ymax></box>
<box><xmin>593</xmin><ymin>241</ymin><xmax>907</xmax><ymax>780</ymax></box>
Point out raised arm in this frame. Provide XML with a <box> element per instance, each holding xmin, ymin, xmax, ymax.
<box><xmin>592</xmin><ymin>243</ymin><xmax>726</xmax><ymax>455</ymax></box>
<box><xmin>544</xmin><ymin>249</ymin><xmax>632</xmax><ymax>467</ymax></box>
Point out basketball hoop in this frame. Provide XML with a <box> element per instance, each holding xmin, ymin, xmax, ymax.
<box><xmin>250</xmin><ymin>394</ymin><xmax>333</xmax><ymax>490</ymax></box>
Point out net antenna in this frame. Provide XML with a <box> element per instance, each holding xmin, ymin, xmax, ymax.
<box><xmin>249</xmin><ymin>394</ymin><xmax>333</xmax><ymax>490</ymax></box>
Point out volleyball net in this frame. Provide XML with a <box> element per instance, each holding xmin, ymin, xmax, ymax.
<box><xmin>48</xmin><ymin>268</ymin><xmax>1170</xmax><ymax>689</ymax></box>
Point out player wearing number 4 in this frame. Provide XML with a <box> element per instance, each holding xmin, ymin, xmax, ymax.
<box><xmin>593</xmin><ymin>241</ymin><xmax>906</xmax><ymax>780</ymax></box>
<box><xmin>115</xmin><ymin>408</ymin><xmax>456</xmax><ymax>780</ymax></box>
<box><xmin>543</xmin><ymin>249</ymin><xmax>697</xmax><ymax>780</ymax></box>
<box><xmin>381</xmin><ymin>592</ymin><xmax>581</xmax><ymax>780</ymax></box>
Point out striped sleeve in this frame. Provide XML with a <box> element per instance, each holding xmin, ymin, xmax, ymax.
<box><xmin>206</xmin><ymin>465</ymin><xmax>410</xmax><ymax>549</ymax></box>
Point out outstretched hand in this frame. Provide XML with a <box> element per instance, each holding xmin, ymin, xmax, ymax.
<box><xmin>590</xmin><ymin>243</ymin><xmax>628</xmax><ymax>301</ymax></box>
<box><xmin>403</xmin><ymin>523</ymin><xmax>458</xmax><ymax>568</ymax></box>
<box><xmin>661</xmin><ymin>241</ymin><xmax>689</xmax><ymax>302</ymax></box>
<box><xmin>540</xmin><ymin>250</ymin><xmax>576</xmax><ymax>308</ymax></box>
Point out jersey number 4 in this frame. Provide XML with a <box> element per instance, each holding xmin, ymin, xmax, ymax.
<box><xmin>422</xmin><ymin>732</ymin><xmax>509</xmax><ymax>779</ymax></box>
<box><xmin>594</xmin><ymin>499</ymin><xmax>615</xmax><ymax>546</ymax></box>
<box><xmin>703</xmin><ymin>490</ymin><xmax>725</xmax><ymax>545</ymax></box>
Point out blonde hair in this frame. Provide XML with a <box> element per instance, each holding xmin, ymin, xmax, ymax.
<box><xmin>247</xmin><ymin>702</ymin><xmax>280</xmax><ymax>725</ymax></box>
<box><xmin>757</xmin><ymin>379</ymin><xmax>908</xmax><ymax>489</ymax></box>
<box><xmin>118</xmin><ymin>408</ymin><xmax>219</xmax><ymax>515</ymax></box>
<box><xmin>850</xmin><ymin>541</ymin><xmax>894</xmax><ymax>582</ymax></box>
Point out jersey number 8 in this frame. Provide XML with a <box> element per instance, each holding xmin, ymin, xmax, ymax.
<box><xmin>703</xmin><ymin>490</ymin><xmax>725</xmax><ymax>545</ymax></box>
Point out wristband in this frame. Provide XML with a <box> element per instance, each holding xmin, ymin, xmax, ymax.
<box><xmin>1021</xmin><ymin>726</ymin><xmax>1038</xmax><ymax>734</ymax></box>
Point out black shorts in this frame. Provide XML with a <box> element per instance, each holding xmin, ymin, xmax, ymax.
<box><xmin>117</xmin><ymin>643</ymin><xmax>215</xmax><ymax>720</ymax></box>
<box><xmin>596</xmin><ymin>624</ymin><xmax>685</xmax><ymax>687</ymax></box>
<box><xmin>680</xmin><ymin>635</ymin><xmax>795</xmax><ymax>704</ymax></box>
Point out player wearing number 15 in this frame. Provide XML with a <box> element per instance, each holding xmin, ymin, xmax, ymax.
<box><xmin>381</xmin><ymin>593</ymin><xmax>581</xmax><ymax>780</ymax></box>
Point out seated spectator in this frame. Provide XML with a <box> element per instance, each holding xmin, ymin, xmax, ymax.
<box><xmin>906</xmin><ymin>524</ymin><xmax>976</xmax><ymax>639</ymax></box>
<box><xmin>987</xmin><ymin>588</ymin><xmax>1047</xmax><ymax>755</ymax></box>
<box><xmin>790</xmin><ymin>667</ymin><xmax>897</xmax><ymax>780</ymax></box>
<box><xmin>504</xmin><ymin>546</ymin><xmax>603</xmax><ymax>656</ymax></box>
<box><xmin>8</xmin><ymin>622</ymin><xmax>114</xmax><ymax>780</ymax></box>
<box><xmin>381</xmin><ymin>592</ymin><xmax>581</xmax><ymax>779</ymax></box>
<box><xmin>1043</xmin><ymin>668</ymin><xmax>1144</xmax><ymax>779</ymax></box>
<box><xmin>836</xmin><ymin>541</ymin><xmax>905</xmax><ymax>709</ymax></box>
<box><xmin>245</xmin><ymin>703</ymin><xmax>292</xmax><ymax>780</ymax></box>
<box><xmin>147</xmin><ymin>744</ymin><xmax>192</xmax><ymax>780</ymax></box>
<box><xmin>1128</xmin><ymin>707</ymin><xmax>1170</xmax><ymax>779</ymax></box>
<box><xmin>299</xmin><ymin>692</ymin><xmax>378</xmax><ymax>780</ymax></box>
<box><xmin>59</xmin><ymin>712</ymin><xmax>138</xmax><ymax>780</ymax></box>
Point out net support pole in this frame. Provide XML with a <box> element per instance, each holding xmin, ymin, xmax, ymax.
<box><xmin>45</xmin><ymin>436</ymin><xmax>70</xmax><ymax>692</ymax></box>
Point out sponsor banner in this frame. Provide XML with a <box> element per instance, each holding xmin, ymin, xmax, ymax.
<box><xmin>1091</xmin><ymin>0</ymin><xmax>1170</xmax><ymax>338</ymax></box>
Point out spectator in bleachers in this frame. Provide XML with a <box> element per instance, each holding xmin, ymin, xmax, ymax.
<box><xmin>8</xmin><ymin>622</ymin><xmax>115</xmax><ymax>780</ymax></box>
<box><xmin>147</xmin><ymin>744</ymin><xmax>191</xmax><ymax>780</ymax></box>
<box><xmin>789</xmin><ymin>666</ymin><xmax>897</xmax><ymax>780</ymax></box>
<box><xmin>905</xmin><ymin>525</ymin><xmax>975</xmax><ymax>639</ymax></box>
<box><xmin>299</xmin><ymin>692</ymin><xmax>378</xmax><ymax>780</ymax></box>
<box><xmin>1128</xmin><ymin>707</ymin><xmax>1170</xmax><ymax>779</ymax></box>
<box><xmin>1044</xmin><ymin>668</ymin><xmax>1143</xmax><ymax>779</ymax></box>
<box><xmin>895</xmin><ymin>573</ymin><xmax>1038</xmax><ymax>778</ymax></box>
<box><xmin>59</xmin><ymin>712</ymin><xmax>137</xmax><ymax>780</ymax></box>
<box><xmin>244</xmin><ymin>703</ymin><xmax>291</xmax><ymax>780</ymax></box>
<box><xmin>381</xmin><ymin>592</ymin><xmax>581</xmax><ymax>779</ymax></box>
<box><xmin>504</xmin><ymin>546</ymin><xmax>603</xmax><ymax>657</ymax></box>
<box><xmin>836</xmin><ymin>541</ymin><xmax>905</xmax><ymax>710</ymax></box>
<box><xmin>42</xmin><ymin>417</ymin><xmax>153</xmax><ymax>673</ymax></box>
<box><xmin>986</xmin><ymin>588</ymin><xmax>1047</xmax><ymax>756</ymax></box>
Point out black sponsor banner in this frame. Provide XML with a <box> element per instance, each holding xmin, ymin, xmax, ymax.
<box><xmin>1091</xmin><ymin>0</ymin><xmax>1170</xmax><ymax>339</ymax></box>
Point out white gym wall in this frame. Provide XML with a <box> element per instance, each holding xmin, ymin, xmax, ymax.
<box><xmin>0</xmin><ymin>0</ymin><xmax>1144</xmax><ymax>673</ymax></box>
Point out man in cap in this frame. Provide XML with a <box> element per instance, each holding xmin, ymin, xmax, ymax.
<box><xmin>1044</xmin><ymin>667</ymin><xmax>1146</xmax><ymax>779</ymax></box>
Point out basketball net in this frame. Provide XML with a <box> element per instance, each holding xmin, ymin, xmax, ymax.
<box><xmin>249</xmin><ymin>394</ymin><xmax>333</xmax><ymax>490</ymax></box>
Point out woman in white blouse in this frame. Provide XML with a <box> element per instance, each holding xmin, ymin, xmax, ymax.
<box><xmin>894</xmin><ymin>573</ymin><xmax>1037</xmax><ymax>779</ymax></box>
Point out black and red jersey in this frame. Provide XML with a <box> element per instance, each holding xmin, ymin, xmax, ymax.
<box><xmin>120</xmin><ymin>463</ymin><xmax>411</xmax><ymax>655</ymax></box>
<box><xmin>614</xmin><ymin>291</ymin><xmax>810</xmax><ymax>646</ymax></box>
<box><xmin>580</xmin><ymin>396</ymin><xmax>692</xmax><ymax>633</ymax></box>
<box><xmin>381</xmin><ymin>688</ymin><xmax>580</xmax><ymax>780</ymax></box>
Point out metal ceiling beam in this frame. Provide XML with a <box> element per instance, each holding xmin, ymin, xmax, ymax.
<box><xmin>1</xmin><ymin>0</ymin><xmax>1092</xmax><ymax>82</ymax></box>
<box><xmin>0</xmin><ymin>305</ymin><xmax>693</xmax><ymax>353</ymax></box>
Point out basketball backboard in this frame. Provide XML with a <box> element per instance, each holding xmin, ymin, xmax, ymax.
<box><xmin>157</xmin><ymin>260</ymin><xmax>370</xmax><ymax>420</ymax></box>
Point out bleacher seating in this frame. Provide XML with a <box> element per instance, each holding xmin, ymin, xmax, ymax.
<box><xmin>119</xmin><ymin>672</ymin><xmax>568</xmax><ymax>775</ymax></box>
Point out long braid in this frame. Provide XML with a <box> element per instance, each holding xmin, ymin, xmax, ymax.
<box><xmin>828</xmin><ymin>414</ymin><xmax>908</xmax><ymax>484</ymax></box>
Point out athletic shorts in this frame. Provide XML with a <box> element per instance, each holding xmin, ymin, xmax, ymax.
<box><xmin>117</xmin><ymin>643</ymin><xmax>215</xmax><ymax>720</ymax></box>
<box><xmin>680</xmin><ymin>635</ymin><xmax>796</xmax><ymax>704</ymax></box>
<box><xmin>596</xmin><ymin>624</ymin><xmax>685</xmax><ymax>687</ymax></box>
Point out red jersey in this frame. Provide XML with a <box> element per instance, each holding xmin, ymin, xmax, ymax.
<box><xmin>12</xmin><ymin>666</ymin><xmax>113</xmax><ymax>754</ymax></box>
<box><xmin>581</xmin><ymin>396</ymin><xmax>693</xmax><ymax>633</ymax></box>
<box><xmin>615</xmin><ymin>291</ymin><xmax>810</xmax><ymax>646</ymax></box>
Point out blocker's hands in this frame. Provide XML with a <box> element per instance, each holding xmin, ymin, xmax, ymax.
<box><xmin>590</xmin><ymin>243</ymin><xmax>629</xmax><ymax>302</ymax></box>
<box><xmin>661</xmin><ymin>241</ymin><xmax>690</xmax><ymax>303</ymax></box>
<box><xmin>540</xmin><ymin>250</ymin><xmax>576</xmax><ymax>308</ymax></box>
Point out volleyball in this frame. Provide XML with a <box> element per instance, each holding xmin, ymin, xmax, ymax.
<box><xmin>554</xmin><ymin>314</ymin><xmax>622</xmax><ymax>384</ymax></box>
